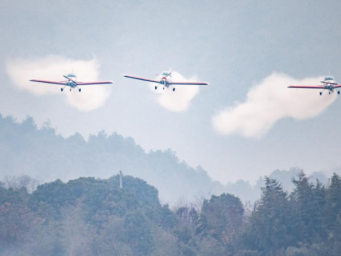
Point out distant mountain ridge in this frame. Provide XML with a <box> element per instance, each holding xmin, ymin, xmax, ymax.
<box><xmin>0</xmin><ymin>114</ymin><xmax>225</xmax><ymax>204</ymax></box>
<box><xmin>0</xmin><ymin>113</ymin><xmax>336</xmax><ymax>205</ymax></box>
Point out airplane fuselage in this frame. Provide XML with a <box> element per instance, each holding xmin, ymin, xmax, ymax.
<box><xmin>324</xmin><ymin>85</ymin><xmax>334</xmax><ymax>90</ymax></box>
<box><xmin>158</xmin><ymin>72</ymin><xmax>172</xmax><ymax>88</ymax></box>
<box><xmin>321</xmin><ymin>77</ymin><xmax>337</xmax><ymax>91</ymax></box>
<box><xmin>319</xmin><ymin>76</ymin><xmax>340</xmax><ymax>95</ymax></box>
<box><xmin>66</xmin><ymin>79</ymin><xmax>78</xmax><ymax>88</ymax></box>
<box><xmin>62</xmin><ymin>75</ymin><xmax>80</xmax><ymax>92</ymax></box>
<box><xmin>160</xmin><ymin>77</ymin><xmax>171</xmax><ymax>87</ymax></box>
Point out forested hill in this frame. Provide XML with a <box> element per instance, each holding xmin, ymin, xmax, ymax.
<box><xmin>1</xmin><ymin>172</ymin><xmax>341</xmax><ymax>256</ymax></box>
<box><xmin>0</xmin><ymin>175</ymin><xmax>180</xmax><ymax>256</ymax></box>
<box><xmin>0</xmin><ymin>114</ymin><xmax>224</xmax><ymax>203</ymax></box>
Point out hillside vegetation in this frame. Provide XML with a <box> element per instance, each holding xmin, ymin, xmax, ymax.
<box><xmin>1</xmin><ymin>172</ymin><xmax>341</xmax><ymax>256</ymax></box>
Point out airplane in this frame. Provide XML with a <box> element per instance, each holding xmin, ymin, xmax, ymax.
<box><xmin>30</xmin><ymin>74</ymin><xmax>113</xmax><ymax>92</ymax></box>
<box><xmin>123</xmin><ymin>69</ymin><xmax>208</xmax><ymax>91</ymax></box>
<box><xmin>288</xmin><ymin>76</ymin><xmax>341</xmax><ymax>96</ymax></box>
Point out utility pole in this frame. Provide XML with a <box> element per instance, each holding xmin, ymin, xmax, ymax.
<box><xmin>119</xmin><ymin>170</ymin><xmax>123</xmax><ymax>189</ymax></box>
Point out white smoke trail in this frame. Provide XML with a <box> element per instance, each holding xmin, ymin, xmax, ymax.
<box><xmin>149</xmin><ymin>71</ymin><xmax>200</xmax><ymax>112</ymax></box>
<box><xmin>212</xmin><ymin>72</ymin><xmax>337</xmax><ymax>138</ymax></box>
<box><xmin>6</xmin><ymin>55</ymin><xmax>112</xmax><ymax>111</ymax></box>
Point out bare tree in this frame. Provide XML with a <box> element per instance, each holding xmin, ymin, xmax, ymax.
<box><xmin>61</xmin><ymin>199</ymin><xmax>94</xmax><ymax>256</ymax></box>
<box><xmin>3</xmin><ymin>175</ymin><xmax>42</xmax><ymax>193</ymax></box>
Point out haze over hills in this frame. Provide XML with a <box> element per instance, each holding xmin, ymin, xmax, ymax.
<box><xmin>0</xmin><ymin>113</ymin><xmax>224</xmax><ymax>204</ymax></box>
<box><xmin>0</xmin><ymin>113</ymin><xmax>338</xmax><ymax>205</ymax></box>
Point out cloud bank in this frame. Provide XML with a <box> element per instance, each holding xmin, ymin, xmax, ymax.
<box><xmin>212</xmin><ymin>72</ymin><xmax>337</xmax><ymax>138</ymax></box>
<box><xmin>150</xmin><ymin>71</ymin><xmax>200</xmax><ymax>112</ymax></box>
<box><xmin>6</xmin><ymin>55</ymin><xmax>112</xmax><ymax>111</ymax></box>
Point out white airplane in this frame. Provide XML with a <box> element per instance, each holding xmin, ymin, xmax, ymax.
<box><xmin>30</xmin><ymin>74</ymin><xmax>113</xmax><ymax>92</ymax></box>
<box><xmin>288</xmin><ymin>76</ymin><xmax>341</xmax><ymax>95</ymax></box>
<box><xmin>124</xmin><ymin>69</ymin><xmax>208</xmax><ymax>91</ymax></box>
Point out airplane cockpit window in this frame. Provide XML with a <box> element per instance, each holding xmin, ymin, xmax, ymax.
<box><xmin>326</xmin><ymin>77</ymin><xmax>334</xmax><ymax>80</ymax></box>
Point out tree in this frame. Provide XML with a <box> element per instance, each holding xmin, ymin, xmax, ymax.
<box><xmin>197</xmin><ymin>193</ymin><xmax>244</xmax><ymax>255</ymax></box>
<box><xmin>241</xmin><ymin>178</ymin><xmax>293</xmax><ymax>256</ymax></box>
<box><xmin>324</xmin><ymin>173</ymin><xmax>341</xmax><ymax>255</ymax></box>
<box><xmin>123</xmin><ymin>212</ymin><xmax>153</xmax><ymax>256</ymax></box>
<box><xmin>290</xmin><ymin>172</ymin><xmax>326</xmax><ymax>245</ymax></box>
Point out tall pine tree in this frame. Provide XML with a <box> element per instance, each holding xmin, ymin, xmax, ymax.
<box><xmin>241</xmin><ymin>178</ymin><xmax>293</xmax><ymax>256</ymax></box>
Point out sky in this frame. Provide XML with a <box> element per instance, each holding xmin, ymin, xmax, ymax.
<box><xmin>1</xmin><ymin>0</ymin><xmax>341</xmax><ymax>183</ymax></box>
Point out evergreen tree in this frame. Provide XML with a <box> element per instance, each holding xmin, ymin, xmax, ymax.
<box><xmin>241</xmin><ymin>178</ymin><xmax>293</xmax><ymax>256</ymax></box>
<box><xmin>197</xmin><ymin>193</ymin><xmax>244</xmax><ymax>255</ymax></box>
<box><xmin>324</xmin><ymin>173</ymin><xmax>341</xmax><ymax>255</ymax></box>
<box><xmin>291</xmin><ymin>172</ymin><xmax>326</xmax><ymax>245</ymax></box>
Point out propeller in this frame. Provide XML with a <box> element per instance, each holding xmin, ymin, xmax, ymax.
<box><xmin>63</xmin><ymin>75</ymin><xmax>77</xmax><ymax>85</ymax></box>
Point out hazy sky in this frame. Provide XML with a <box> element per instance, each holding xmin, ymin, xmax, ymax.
<box><xmin>1</xmin><ymin>0</ymin><xmax>341</xmax><ymax>183</ymax></box>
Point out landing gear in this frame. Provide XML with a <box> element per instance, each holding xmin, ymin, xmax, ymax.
<box><xmin>173</xmin><ymin>88</ymin><xmax>176</xmax><ymax>92</ymax></box>
<box><xmin>320</xmin><ymin>92</ymin><xmax>322</xmax><ymax>96</ymax></box>
<box><xmin>338</xmin><ymin>91</ymin><xmax>340</xmax><ymax>95</ymax></box>
<box><xmin>79</xmin><ymin>88</ymin><xmax>81</xmax><ymax>92</ymax></box>
<box><xmin>163</xmin><ymin>87</ymin><xmax>165</xmax><ymax>90</ymax></box>
<box><xmin>70</xmin><ymin>88</ymin><xmax>72</xmax><ymax>92</ymax></box>
<box><xmin>61</xmin><ymin>88</ymin><xmax>64</xmax><ymax>92</ymax></box>
<box><xmin>155</xmin><ymin>86</ymin><xmax>157</xmax><ymax>90</ymax></box>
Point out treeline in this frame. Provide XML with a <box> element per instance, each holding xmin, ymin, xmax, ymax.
<box><xmin>239</xmin><ymin>173</ymin><xmax>341</xmax><ymax>256</ymax></box>
<box><xmin>1</xmin><ymin>172</ymin><xmax>341</xmax><ymax>256</ymax></box>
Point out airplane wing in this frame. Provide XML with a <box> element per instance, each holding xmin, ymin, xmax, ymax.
<box><xmin>124</xmin><ymin>75</ymin><xmax>160</xmax><ymax>84</ymax></box>
<box><xmin>169</xmin><ymin>82</ymin><xmax>209</xmax><ymax>86</ymax></box>
<box><xmin>76</xmin><ymin>81</ymin><xmax>113</xmax><ymax>86</ymax></box>
<box><xmin>288</xmin><ymin>85</ymin><xmax>325</xmax><ymax>89</ymax></box>
<box><xmin>333</xmin><ymin>85</ymin><xmax>341</xmax><ymax>88</ymax></box>
<box><xmin>30</xmin><ymin>79</ymin><xmax>67</xmax><ymax>85</ymax></box>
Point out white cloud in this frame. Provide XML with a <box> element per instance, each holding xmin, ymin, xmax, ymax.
<box><xmin>6</xmin><ymin>55</ymin><xmax>112</xmax><ymax>111</ymax></box>
<box><xmin>212</xmin><ymin>72</ymin><xmax>337</xmax><ymax>138</ymax></box>
<box><xmin>149</xmin><ymin>71</ymin><xmax>200</xmax><ymax>112</ymax></box>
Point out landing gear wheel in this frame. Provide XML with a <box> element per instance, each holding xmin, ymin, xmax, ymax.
<box><xmin>79</xmin><ymin>88</ymin><xmax>81</xmax><ymax>92</ymax></box>
<box><xmin>155</xmin><ymin>86</ymin><xmax>157</xmax><ymax>90</ymax></box>
<box><xmin>338</xmin><ymin>91</ymin><xmax>340</xmax><ymax>95</ymax></box>
<box><xmin>173</xmin><ymin>88</ymin><xmax>175</xmax><ymax>92</ymax></box>
<box><xmin>61</xmin><ymin>88</ymin><xmax>64</xmax><ymax>92</ymax></box>
<box><xmin>70</xmin><ymin>88</ymin><xmax>72</xmax><ymax>92</ymax></box>
<box><xmin>320</xmin><ymin>92</ymin><xmax>322</xmax><ymax>96</ymax></box>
